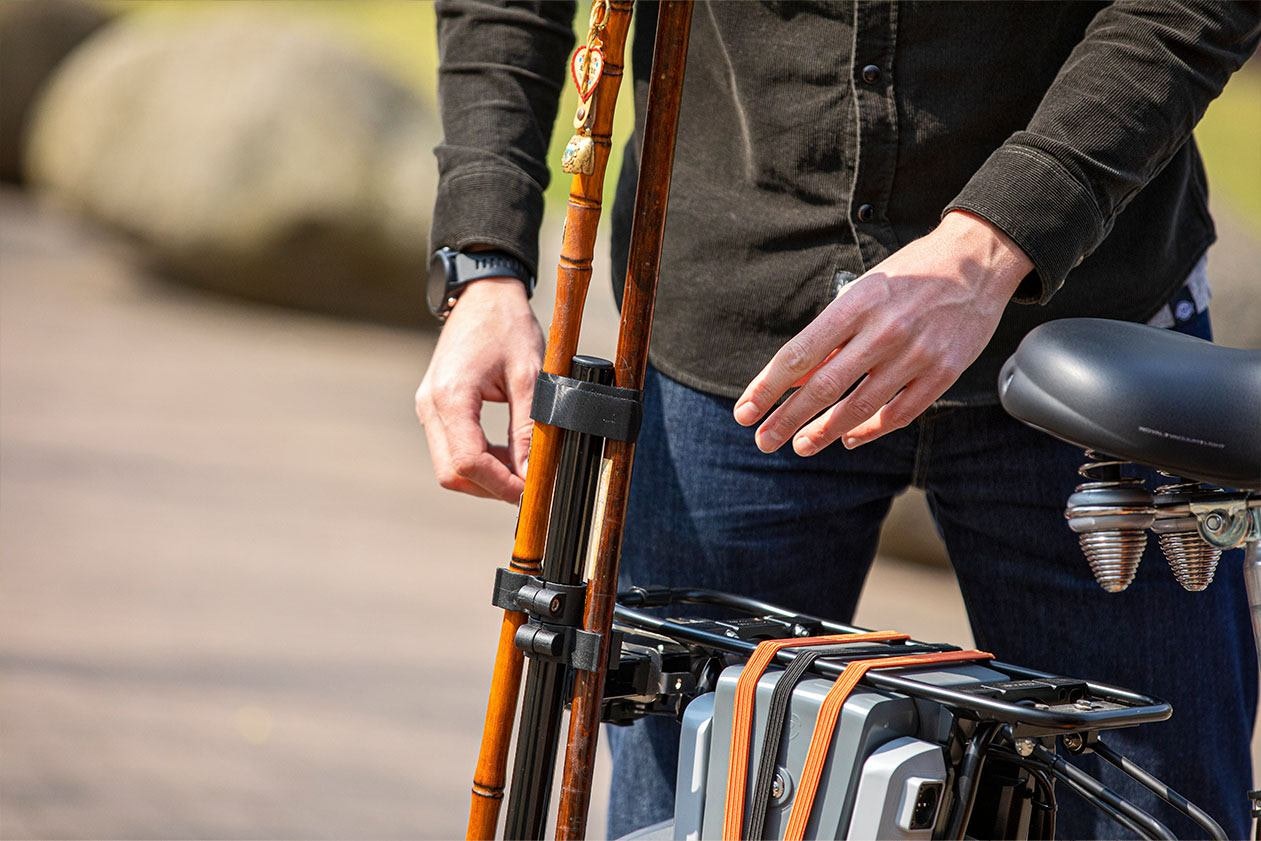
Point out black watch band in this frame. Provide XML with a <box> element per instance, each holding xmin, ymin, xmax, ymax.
<box><xmin>428</xmin><ymin>247</ymin><xmax>535</xmax><ymax>321</ymax></box>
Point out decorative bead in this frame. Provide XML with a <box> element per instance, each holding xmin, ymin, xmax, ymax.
<box><xmin>573</xmin><ymin>99</ymin><xmax>591</xmax><ymax>131</ymax></box>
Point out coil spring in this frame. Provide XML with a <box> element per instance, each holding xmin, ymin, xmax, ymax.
<box><xmin>1068</xmin><ymin>452</ymin><xmax>1153</xmax><ymax>593</ymax></box>
<box><xmin>1077</xmin><ymin>451</ymin><xmax>1143</xmax><ymax>486</ymax></box>
<box><xmin>1079</xmin><ymin>530</ymin><xmax>1149</xmax><ymax>593</ymax></box>
<box><xmin>1154</xmin><ymin>474</ymin><xmax>1221</xmax><ymax>592</ymax></box>
<box><xmin>1154</xmin><ymin>474</ymin><xmax>1198</xmax><ymax>494</ymax></box>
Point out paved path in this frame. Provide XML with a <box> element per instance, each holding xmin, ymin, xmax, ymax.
<box><xmin>0</xmin><ymin>190</ymin><xmax>1255</xmax><ymax>838</ymax></box>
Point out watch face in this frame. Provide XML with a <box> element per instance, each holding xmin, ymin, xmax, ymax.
<box><xmin>428</xmin><ymin>250</ymin><xmax>453</xmax><ymax>316</ymax></box>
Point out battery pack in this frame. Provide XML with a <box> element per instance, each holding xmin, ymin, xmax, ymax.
<box><xmin>672</xmin><ymin>660</ymin><xmax>1008</xmax><ymax>840</ymax></box>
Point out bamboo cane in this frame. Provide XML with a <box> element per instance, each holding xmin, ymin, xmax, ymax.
<box><xmin>555</xmin><ymin>3</ymin><xmax>694</xmax><ymax>837</ymax></box>
<box><xmin>466</xmin><ymin>2</ymin><xmax>634</xmax><ymax>838</ymax></box>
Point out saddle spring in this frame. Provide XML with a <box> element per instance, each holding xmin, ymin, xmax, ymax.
<box><xmin>1067</xmin><ymin>455</ymin><xmax>1230</xmax><ymax>594</ymax></box>
<box><xmin>1152</xmin><ymin>475</ymin><xmax>1222</xmax><ymax>592</ymax></box>
<box><xmin>1065</xmin><ymin>452</ymin><xmax>1156</xmax><ymax>593</ymax></box>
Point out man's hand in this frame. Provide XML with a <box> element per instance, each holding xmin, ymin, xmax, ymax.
<box><xmin>733</xmin><ymin>211</ymin><xmax>1033</xmax><ymax>455</ymax></box>
<box><xmin>416</xmin><ymin>278</ymin><xmax>544</xmax><ymax>501</ymax></box>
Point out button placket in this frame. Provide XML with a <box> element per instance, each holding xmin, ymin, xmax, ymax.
<box><xmin>850</xmin><ymin>1</ymin><xmax>900</xmax><ymax>268</ymax></box>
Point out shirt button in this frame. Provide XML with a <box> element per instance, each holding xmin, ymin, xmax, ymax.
<box><xmin>861</xmin><ymin>64</ymin><xmax>881</xmax><ymax>84</ymax></box>
<box><xmin>856</xmin><ymin>203</ymin><xmax>875</xmax><ymax>223</ymax></box>
<box><xmin>832</xmin><ymin>270</ymin><xmax>858</xmax><ymax>298</ymax></box>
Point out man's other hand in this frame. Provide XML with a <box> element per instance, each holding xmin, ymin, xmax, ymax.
<box><xmin>416</xmin><ymin>278</ymin><xmax>544</xmax><ymax>501</ymax></box>
<box><xmin>733</xmin><ymin>211</ymin><xmax>1033</xmax><ymax>455</ymax></box>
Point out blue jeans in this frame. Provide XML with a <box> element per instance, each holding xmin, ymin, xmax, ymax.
<box><xmin>607</xmin><ymin>312</ymin><xmax>1255</xmax><ymax>839</ymax></box>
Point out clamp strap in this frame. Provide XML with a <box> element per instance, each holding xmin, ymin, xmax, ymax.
<box><xmin>722</xmin><ymin>632</ymin><xmax>908</xmax><ymax>840</ymax></box>
<box><xmin>571</xmin><ymin>628</ymin><xmax>614</xmax><ymax>672</ymax></box>
<box><xmin>531</xmin><ymin>371</ymin><xmax>642</xmax><ymax>442</ymax></box>
<box><xmin>781</xmin><ymin>648</ymin><xmax>994</xmax><ymax>841</ymax></box>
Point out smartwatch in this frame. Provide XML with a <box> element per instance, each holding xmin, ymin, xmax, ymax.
<box><xmin>427</xmin><ymin>247</ymin><xmax>535</xmax><ymax>321</ymax></box>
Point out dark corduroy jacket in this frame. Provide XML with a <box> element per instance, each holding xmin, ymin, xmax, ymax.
<box><xmin>431</xmin><ymin>1</ymin><xmax>1260</xmax><ymax>403</ymax></box>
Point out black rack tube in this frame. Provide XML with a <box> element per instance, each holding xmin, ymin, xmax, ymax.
<box><xmin>505</xmin><ymin>357</ymin><xmax>614</xmax><ymax>840</ymax></box>
<box><xmin>613</xmin><ymin>594</ymin><xmax>1172</xmax><ymax>730</ymax></box>
<box><xmin>1031</xmin><ymin>744</ymin><xmax>1175</xmax><ymax>840</ymax></box>
<box><xmin>945</xmin><ymin>722</ymin><xmax>1001</xmax><ymax>840</ymax></box>
<box><xmin>1092</xmin><ymin>739</ymin><xmax>1229</xmax><ymax>841</ymax></box>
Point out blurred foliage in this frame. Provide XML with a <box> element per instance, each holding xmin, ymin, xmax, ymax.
<box><xmin>101</xmin><ymin>1</ymin><xmax>440</xmax><ymax>106</ymax></box>
<box><xmin>1196</xmin><ymin>66</ymin><xmax>1261</xmax><ymax>232</ymax></box>
<box><xmin>101</xmin><ymin>2</ymin><xmax>1256</xmax><ymax>233</ymax></box>
<box><xmin>100</xmin><ymin>0</ymin><xmax>632</xmax><ymax>219</ymax></box>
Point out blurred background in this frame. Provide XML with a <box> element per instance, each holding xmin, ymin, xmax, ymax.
<box><xmin>0</xmin><ymin>1</ymin><xmax>1257</xmax><ymax>838</ymax></box>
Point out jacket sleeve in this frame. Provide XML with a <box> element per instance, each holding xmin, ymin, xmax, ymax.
<box><xmin>944</xmin><ymin>0</ymin><xmax>1261</xmax><ymax>304</ymax></box>
<box><xmin>429</xmin><ymin>0</ymin><xmax>577</xmax><ymax>276</ymax></box>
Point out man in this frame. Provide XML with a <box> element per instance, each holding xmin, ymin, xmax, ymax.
<box><xmin>418</xmin><ymin>1</ymin><xmax>1261</xmax><ymax>837</ymax></box>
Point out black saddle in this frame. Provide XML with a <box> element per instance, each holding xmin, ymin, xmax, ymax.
<box><xmin>999</xmin><ymin>318</ymin><xmax>1261</xmax><ymax>491</ymax></box>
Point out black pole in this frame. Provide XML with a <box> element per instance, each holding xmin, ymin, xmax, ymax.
<box><xmin>1031</xmin><ymin>744</ymin><xmax>1176</xmax><ymax>840</ymax></box>
<box><xmin>945</xmin><ymin>721</ymin><xmax>1000</xmax><ymax>840</ymax></box>
<box><xmin>1090</xmin><ymin>739</ymin><xmax>1227</xmax><ymax>841</ymax></box>
<box><xmin>504</xmin><ymin>356</ymin><xmax>613</xmax><ymax>840</ymax></box>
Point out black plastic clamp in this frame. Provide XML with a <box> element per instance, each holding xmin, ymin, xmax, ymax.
<box><xmin>492</xmin><ymin>567</ymin><xmax>585</xmax><ymax>626</ymax></box>
<box><xmin>530</xmin><ymin>371</ymin><xmax>642</xmax><ymax>442</ymax></box>
<box><xmin>572</xmin><ymin>629</ymin><xmax>612</xmax><ymax>672</ymax></box>
<box><xmin>513</xmin><ymin>621</ymin><xmax>621</xmax><ymax>672</ymax></box>
<box><xmin>514</xmin><ymin>621</ymin><xmax>569</xmax><ymax>660</ymax></box>
<box><xmin>492</xmin><ymin>568</ymin><xmax>619</xmax><ymax>671</ymax></box>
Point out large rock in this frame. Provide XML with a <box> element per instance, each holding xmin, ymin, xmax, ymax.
<box><xmin>24</xmin><ymin>8</ymin><xmax>436</xmax><ymax>325</ymax></box>
<box><xmin>0</xmin><ymin>0</ymin><xmax>110</xmax><ymax>183</ymax></box>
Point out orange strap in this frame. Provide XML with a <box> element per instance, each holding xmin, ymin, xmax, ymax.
<box><xmin>721</xmin><ymin>632</ymin><xmax>909</xmax><ymax>840</ymax></box>
<box><xmin>781</xmin><ymin>648</ymin><xmax>994</xmax><ymax>841</ymax></box>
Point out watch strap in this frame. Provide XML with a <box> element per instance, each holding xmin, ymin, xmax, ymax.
<box><xmin>454</xmin><ymin>251</ymin><xmax>534</xmax><ymax>294</ymax></box>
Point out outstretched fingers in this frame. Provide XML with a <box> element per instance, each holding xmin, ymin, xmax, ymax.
<box><xmin>790</xmin><ymin>367</ymin><xmax>906</xmax><ymax>456</ymax></box>
<box><xmin>751</xmin><ymin>339</ymin><xmax>876</xmax><ymax>453</ymax></box>
<box><xmin>734</xmin><ymin>301</ymin><xmax>861</xmax><ymax>429</ymax></box>
<box><xmin>839</xmin><ymin>375</ymin><xmax>950</xmax><ymax>448</ymax></box>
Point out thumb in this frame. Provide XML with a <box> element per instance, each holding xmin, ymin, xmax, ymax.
<box><xmin>508</xmin><ymin>365</ymin><xmax>537</xmax><ymax>478</ymax></box>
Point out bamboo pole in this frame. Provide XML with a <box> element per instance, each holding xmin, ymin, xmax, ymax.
<box><xmin>555</xmin><ymin>3</ymin><xmax>694</xmax><ymax>837</ymax></box>
<box><xmin>466</xmin><ymin>3</ymin><xmax>634</xmax><ymax>838</ymax></box>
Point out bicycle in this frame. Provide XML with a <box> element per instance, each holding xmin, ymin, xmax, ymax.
<box><xmin>568</xmin><ymin>317</ymin><xmax>1257</xmax><ymax>840</ymax></box>
<box><xmin>461</xmin><ymin>1</ymin><xmax>1259</xmax><ymax>834</ymax></box>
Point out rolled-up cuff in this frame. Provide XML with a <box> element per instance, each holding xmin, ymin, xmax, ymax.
<box><xmin>945</xmin><ymin>142</ymin><xmax>1104</xmax><ymax>305</ymax></box>
<box><xmin>429</xmin><ymin>166</ymin><xmax>546</xmax><ymax>277</ymax></box>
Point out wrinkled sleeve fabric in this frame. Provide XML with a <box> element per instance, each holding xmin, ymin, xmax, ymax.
<box><xmin>430</xmin><ymin>0</ymin><xmax>576</xmax><ymax>276</ymax></box>
<box><xmin>945</xmin><ymin>1</ymin><xmax>1261</xmax><ymax>304</ymax></box>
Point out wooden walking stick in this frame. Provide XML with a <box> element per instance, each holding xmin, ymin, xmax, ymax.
<box><xmin>466</xmin><ymin>2</ymin><xmax>633</xmax><ymax>838</ymax></box>
<box><xmin>556</xmin><ymin>2</ymin><xmax>694</xmax><ymax>837</ymax></box>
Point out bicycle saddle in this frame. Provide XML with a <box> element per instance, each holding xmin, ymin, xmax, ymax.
<box><xmin>999</xmin><ymin>318</ymin><xmax>1261</xmax><ymax>491</ymax></box>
